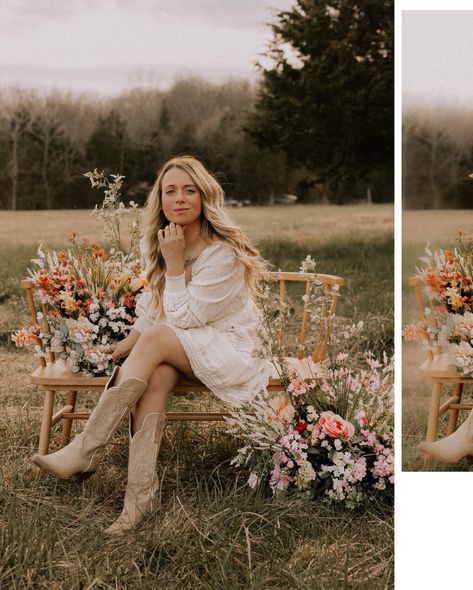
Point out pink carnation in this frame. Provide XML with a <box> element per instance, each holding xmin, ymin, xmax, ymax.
<box><xmin>351</xmin><ymin>457</ymin><xmax>367</xmax><ymax>481</ymax></box>
<box><xmin>269</xmin><ymin>465</ymin><xmax>292</xmax><ymax>491</ymax></box>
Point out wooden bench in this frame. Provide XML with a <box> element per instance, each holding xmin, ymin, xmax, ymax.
<box><xmin>22</xmin><ymin>271</ymin><xmax>345</xmax><ymax>456</ymax></box>
<box><xmin>409</xmin><ymin>276</ymin><xmax>473</xmax><ymax>445</ymax></box>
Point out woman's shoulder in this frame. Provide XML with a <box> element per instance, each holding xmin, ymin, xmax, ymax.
<box><xmin>203</xmin><ymin>239</ymin><xmax>236</xmax><ymax>257</ymax></box>
<box><xmin>194</xmin><ymin>239</ymin><xmax>238</xmax><ymax>270</ymax></box>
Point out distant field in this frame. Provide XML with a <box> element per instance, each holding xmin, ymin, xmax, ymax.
<box><xmin>403</xmin><ymin>209</ymin><xmax>473</xmax><ymax>471</ymax></box>
<box><xmin>0</xmin><ymin>203</ymin><xmax>393</xmax><ymax>247</ymax></box>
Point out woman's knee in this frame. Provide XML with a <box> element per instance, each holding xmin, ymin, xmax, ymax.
<box><xmin>141</xmin><ymin>323</ymin><xmax>172</xmax><ymax>344</ymax></box>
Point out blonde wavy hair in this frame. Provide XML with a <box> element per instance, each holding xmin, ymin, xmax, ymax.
<box><xmin>143</xmin><ymin>155</ymin><xmax>270</xmax><ymax>320</ymax></box>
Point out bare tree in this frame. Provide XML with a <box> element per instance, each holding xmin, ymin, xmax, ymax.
<box><xmin>0</xmin><ymin>89</ymin><xmax>35</xmax><ymax>210</ymax></box>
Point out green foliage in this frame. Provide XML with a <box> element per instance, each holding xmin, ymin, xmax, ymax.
<box><xmin>85</xmin><ymin>110</ymin><xmax>128</xmax><ymax>174</ymax></box>
<box><xmin>246</xmin><ymin>0</ymin><xmax>393</xmax><ymax>201</ymax></box>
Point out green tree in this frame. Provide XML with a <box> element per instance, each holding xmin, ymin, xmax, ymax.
<box><xmin>246</xmin><ymin>0</ymin><xmax>393</xmax><ymax>202</ymax></box>
<box><xmin>86</xmin><ymin>110</ymin><xmax>128</xmax><ymax>173</ymax></box>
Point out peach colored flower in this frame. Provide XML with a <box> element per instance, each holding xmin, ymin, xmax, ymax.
<box><xmin>265</xmin><ymin>394</ymin><xmax>295</xmax><ymax>424</ymax></box>
<box><xmin>319</xmin><ymin>411</ymin><xmax>355</xmax><ymax>438</ymax></box>
<box><xmin>11</xmin><ymin>326</ymin><xmax>41</xmax><ymax>347</ymax></box>
<box><xmin>402</xmin><ymin>323</ymin><xmax>427</xmax><ymax>342</ymax></box>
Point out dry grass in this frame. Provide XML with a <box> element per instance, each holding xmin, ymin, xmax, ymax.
<box><xmin>0</xmin><ymin>203</ymin><xmax>393</xmax><ymax>248</ymax></box>
<box><xmin>402</xmin><ymin>210</ymin><xmax>473</xmax><ymax>471</ymax></box>
<box><xmin>402</xmin><ymin>209</ymin><xmax>471</xmax><ymax>248</ymax></box>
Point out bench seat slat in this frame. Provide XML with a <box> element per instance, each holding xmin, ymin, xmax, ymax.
<box><xmin>30</xmin><ymin>357</ymin><xmax>323</xmax><ymax>389</ymax></box>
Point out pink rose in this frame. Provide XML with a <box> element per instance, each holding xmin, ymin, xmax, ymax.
<box><xmin>319</xmin><ymin>411</ymin><xmax>355</xmax><ymax>438</ymax></box>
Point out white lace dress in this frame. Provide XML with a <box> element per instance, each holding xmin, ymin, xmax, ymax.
<box><xmin>133</xmin><ymin>239</ymin><xmax>273</xmax><ymax>405</ymax></box>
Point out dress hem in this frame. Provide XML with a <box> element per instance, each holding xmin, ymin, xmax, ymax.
<box><xmin>164</xmin><ymin>322</ymin><xmax>272</xmax><ymax>406</ymax></box>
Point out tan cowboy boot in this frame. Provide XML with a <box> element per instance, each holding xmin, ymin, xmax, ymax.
<box><xmin>31</xmin><ymin>367</ymin><xmax>148</xmax><ymax>480</ymax></box>
<box><xmin>418</xmin><ymin>409</ymin><xmax>473</xmax><ymax>464</ymax></box>
<box><xmin>103</xmin><ymin>412</ymin><xmax>167</xmax><ymax>537</ymax></box>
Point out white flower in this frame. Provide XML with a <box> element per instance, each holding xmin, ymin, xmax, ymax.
<box><xmin>294</xmin><ymin>460</ymin><xmax>316</xmax><ymax>490</ymax></box>
<box><xmin>300</xmin><ymin>254</ymin><xmax>316</xmax><ymax>273</ymax></box>
<box><xmin>306</xmin><ymin>405</ymin><xmax>319</xmax><ymax>422</ymax></box>
<box><xmin>247</xmin><ymin>472</ymin><xmax>259</xmax><ymax>489</ymax></box>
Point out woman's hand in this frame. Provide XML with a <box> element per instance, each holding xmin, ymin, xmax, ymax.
<box><xmin>158</xmin><ymin>222</ymin><xmax>186</xmax><ymax>276</ymax></box>
<box><xmin>111</xmin><ymin>329</ymin><xmax>140</xmax><ymax>361</ymax></box>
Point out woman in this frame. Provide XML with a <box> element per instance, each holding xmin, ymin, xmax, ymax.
<box><xmin>32</xmin><ymin>155</ymin><xmax>273</xmax><ymax>536</ymax></box>
<box><xmin>418</xmin><ymin>412</ymin><xmax>473</xmax><ymax>464</ymax></box>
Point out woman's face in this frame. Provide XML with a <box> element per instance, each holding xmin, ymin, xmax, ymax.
<box><xmin>161</xmin><ymin>167</ymin><xmax>202</xmax><ymax>225</ymax></box>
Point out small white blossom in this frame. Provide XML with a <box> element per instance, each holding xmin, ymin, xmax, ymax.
<box><xmin>247</xmin><ymin>472</ymin><xmax>259</xmax><ymax>489</ymax></box>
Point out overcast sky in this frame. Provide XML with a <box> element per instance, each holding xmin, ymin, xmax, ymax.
<box><xmin>403</xmin><ymin>10</ymin><xmax>473</xmax><ymax>106</ymax></box>
<box><xmin>0</xmin><ymin>0</ymin><xmax>294</xmax><ymax>97</ymax></box>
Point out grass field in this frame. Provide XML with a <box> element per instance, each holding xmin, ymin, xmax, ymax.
<box><xmin>0</xmin><ymin>204</ymin><xmax>393</xmax><ymax>589</ymax></box>
<box><xmin>0</xmin><ymin>203</ymin><xmax>393</xmax><ymax>247</ymax></box>
<box><xmin>403</xmin><ymin>210</ymin><xmax>473</xmax><ymax>472</ymax></box>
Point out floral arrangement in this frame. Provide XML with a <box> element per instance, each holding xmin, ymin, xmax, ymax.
<box><xmin>403</xmin><ymin>230</ymin><xmax>473</xmax><ymax>376</ymax></box>
<box><xmin>225</xmin><ymin>259</ymin><xmax>394</xmax><ymax>508</ymax></box>
<box><xmin>12</xmin><ymin>171</ymin><xmax>145</xmax><ymax>376</ymax></box>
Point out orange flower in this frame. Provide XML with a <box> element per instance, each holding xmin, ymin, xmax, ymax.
<box><xmin>444</xmin><ymin>249</ymin><xmax>454</xmax><ymax>263</ymax></box>
<box><xmin>58</xmin><ymin>251</ymin><xmax>68</xmax><ymax>266</ymax></box>
<box><xmin>424</xmin><ymin>269</ymin><xmax>440</xmax><ymax>290</ymax></box>
<box><xmin>402</xmin><ymin>323</ymin><xmax>428</xmax><ymax>341</ymax></box>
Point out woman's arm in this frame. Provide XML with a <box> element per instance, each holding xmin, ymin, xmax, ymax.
<box><xmin>133</xmin><ymin>290</ymin><xmax>156</xmax><ymax>333</ymax></box>
<box><xmin>163</xmin><ymin>244</ymin><xmax>243</xmax><ymax>329</ymax></box>
<box><xmin>132</xmin><ymin>237</ymin><xmax>157</xmax><ymax>334</ymax></box>
<box><xmin>112</xmin><ymin>327</ymin><xmax>141</xmax><ymax>360</ymax></box>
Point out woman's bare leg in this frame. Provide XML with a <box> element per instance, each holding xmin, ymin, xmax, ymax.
<box><xmin>115</xmin><ymin>324</ymin><xmax>196</xmax><ymax>386</ymax></box>
<box><xmin>131</xmin><ymin>363</ymin><xmax>180</xmax><ymax>432</ymax></box>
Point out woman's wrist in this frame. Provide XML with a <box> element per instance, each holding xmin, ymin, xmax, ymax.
<box><xmin>128</xmin><ymin>328</ymin><xmax>141</xmax><ymax>345</ymax></box>
<box><xmin>166</xmin><ymin>263</ymin><xmax>185</xmax><ymax>277</ymax></box>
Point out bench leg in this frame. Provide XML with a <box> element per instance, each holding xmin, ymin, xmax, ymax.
<box><xmin>423</xmin><ymin>382</ymin><xmax>442</xmax><ymax>466</ymax></box>
<box><xmin>425</xmin><ymin>382</ymin><xmax>442</xmax><ymax>444</ymax></box>
<box><xmin>37</xmin><ymin>390</ymin><xmax>55</xmax><ymax>457</ymax></box>
<box><xmin>446</xmin><ymin>383</ymin><xmax>464</xmax><ymax>436</ymax></box>
<box><xmin>60</xmin><ymin>390</ymin><xmax>77</xmax><ymax>447</ymax></box>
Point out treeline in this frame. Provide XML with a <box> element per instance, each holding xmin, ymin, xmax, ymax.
<box><xmin>403</xmin><ymin>104</ymin><xmax>473</xmax><ymax>209</ymax></box>
<box><xmin>0</xmin><ymin>77</ymin><xmax>392</xmax><ymax>210</ymax></box>
<box><xmin>0</xmin><ymin>80</ymin><xmax>289</xmax><ymax>210</ymax></box>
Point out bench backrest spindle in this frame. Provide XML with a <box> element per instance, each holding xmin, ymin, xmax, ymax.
<box><xmin>263</xmin><ymin>271</ymin><xmax>344</xmax><ymax>365</ymax></box>
<box><xmin>22</xmin><ymin>279</ymin><xmax>47</xmax><ymax>368</ymax></box>
<box><xmin>409</xmin><ymin>276</ymin><xmax>435</xmax><ymax>362</ymax></box>
<box><xmin>278</xmin><ymin>278</ymin><xmax>286</xmax><ymax>351</ymax></box>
